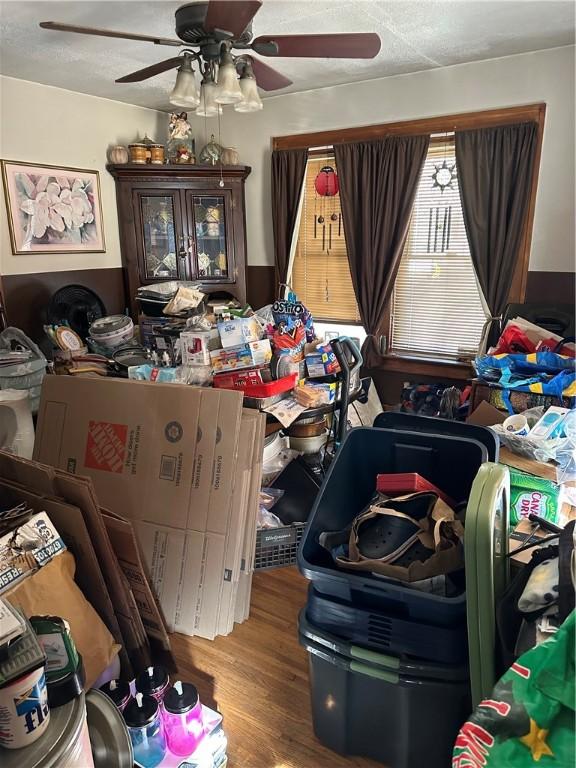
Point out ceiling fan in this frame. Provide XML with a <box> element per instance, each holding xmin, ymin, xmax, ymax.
<box><xmin>39</xmin><ymin>1</ymin><xmax>381</xmax><ymax>114</ymax></box>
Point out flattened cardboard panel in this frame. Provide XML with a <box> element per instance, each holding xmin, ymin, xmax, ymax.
<box><xmin>194</xmin><ymin>532</ymin><xmax>226</xmax><ymax>640</ymax></box>
<box><xmin>0</xmin><ymin>480</ymin><xmax>120</xmax><ymax>645</ymax></box>
<box><xmin>134</xmin><ymin>520</ymin><xmax>186</xmax><ymax>632</ymax></box>
<box><xmin>207</xmin><ymin>390</ymin><xmax>243</xmax><ymax>536</ymax></box>
<box><xmin>173</xmin><ymin>530</ymin><xmax>204</xmax><ymax>636</ymax></box>
<box><xmin>187</xmin><ymin>390</ymin><xmax>220</xmax><ymax>532</ymax></box>
<box><xmin>102</xmin><ymin>509</ymin><xmax>172</xmax><ymax>652</ymax></box>
<box><xmin>35</xmin><ymin>376</ymin><xmax>204</xmax><ymax>530</ymax></box>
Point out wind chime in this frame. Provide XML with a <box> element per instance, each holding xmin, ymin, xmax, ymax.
<box><xmin>314</xmin><ymin>165</ymin><xmax>341</xmax><ymax>249</ymax></box>
<box><xmin>313</xmin><ymin>164</ymin><xmax>341</xmax><ymax>303</ymax></box>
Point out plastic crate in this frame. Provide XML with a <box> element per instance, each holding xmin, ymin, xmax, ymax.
<box><xmin>373</xmin><ymin>411</ymin><xmax>499</xmax><ymax>461</ymax></box>
<box><xmin>299</xmin><ymin>612</ymin><xmax>470</xmax><ymax>768</ymax></box>
<box><xmin>254</xmin><ymin>523</ymin><xmax>305</xmax><ymax>570</ymax></box>
<box><xmin>298</xmin><ymin>427</ymin><xmax>488</xmax><ymax>626</ymax></box>
<box><xmin>306</xmin><ymin>584</ymin><xmax>468</xmax><ymax>664</ymax></box>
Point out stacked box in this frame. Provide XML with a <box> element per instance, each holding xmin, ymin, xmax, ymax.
<box><xmin>34</xmin><ymin>376</ymin><xmax>265</xmax><ymax>641</ymax></box>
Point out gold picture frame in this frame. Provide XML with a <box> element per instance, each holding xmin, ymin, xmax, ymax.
<box><xmin>1</xmin><ymin>159</ymin><xmax>106</xmax><ymax>254</ymax></box>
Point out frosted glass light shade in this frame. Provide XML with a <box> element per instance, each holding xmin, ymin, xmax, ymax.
<box><xmin>215</xmin><ymin>53</ymin><xmax>243</xmax><ymax>104</ymax></box>
<box><xmin>196</xmin><ymin>81</ymin><xmax>222</xmax><ymax>117</ymax></box>
<box><xmin>234</xmin><ymin>75</ymin><xmax>263</xmax><ymax>112</ymax></box>
<box><xmin>169</xmin><ymin>61</ymin><xmax>200</xmax><ymax>108</ymax></box>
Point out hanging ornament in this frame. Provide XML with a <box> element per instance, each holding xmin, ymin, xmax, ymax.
<box><xmin>431</xmin><ymin>159</ymin><xmax>457</xmax><ymax>193</ymax></box>
<box><xmin>314</xmin><ymin>164</ymin><xmax>341</xmax><ymax>252</ymax></box>
<box><xmin>314</xmin><ymin>165</ymin><xmax>339</xmax><ymax>197</ymax></box>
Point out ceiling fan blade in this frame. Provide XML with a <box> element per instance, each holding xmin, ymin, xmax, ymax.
<box><xmin>39</xmin><ymin>21</ymin><xmax>182</xmax><ymax>47</ymax></box>
<box><xmin>116</xmin><ymin>57</ymin><xmax>184</xmax><ymax>84</ymax></box>
<box><xmin>204</xmin><ymin>1</ymin><xmax>262</xmax><ymax>38</ymax></box>
<box><xmin>249</xmin><ymin>58</ymin><xmax>292</xmax><ymax>91</ymax></box>
<box><xmin>252</xmin><ymin>33</ymin><xmax>381</xmax><ymax>59</ymax></box>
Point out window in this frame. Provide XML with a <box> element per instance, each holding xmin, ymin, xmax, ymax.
<box><xmin>291</xmin><ymin>155</ymin><xmax>360</xmax><ymax>324</ymax></box>
<box><xmin>390</xmin><ymin>139</ymin><xmax>486</xmax><ymax>359</ymax></box>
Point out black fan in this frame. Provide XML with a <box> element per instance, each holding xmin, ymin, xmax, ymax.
<box><xmin>46</xmin><ymin>285</ymin><xmax>106</xmax><ymax>340</ymax></box>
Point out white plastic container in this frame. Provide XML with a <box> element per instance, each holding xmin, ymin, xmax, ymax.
<box><xmin>0</xmin><ymin>665</ymin><xmax>50</xmax><ymax>748</ymax></box>
<box><xmin>0</xmin><ymin>388</ymin><xmax>35</xmax><ymax>458</ymax></box>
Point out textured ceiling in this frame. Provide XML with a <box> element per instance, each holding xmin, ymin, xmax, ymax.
<box><xmin>0</xmin><ymin>0</ymin><xmax>574</xmax><ymax>112</ymax></box>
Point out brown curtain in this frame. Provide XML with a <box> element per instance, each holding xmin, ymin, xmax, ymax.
<box><xmin>455</xmin><ymin>122</ymin><xmax>538</xmax><ymax>349</ymax></box>
<box><xmin>271</xmin><ymin>148</ymin><xmax>308</xmax><ymax>292</ymax></box>
<box><xmin>334</xmin><ymin>135</ymin><xmax>430</xmax><ymax>367</ymax></box>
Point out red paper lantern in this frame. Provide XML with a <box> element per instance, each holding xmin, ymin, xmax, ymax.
<box><xmin>314</xmin><ymin>165</ymin><xmax>339</xmax><ymax>197</ymax></box>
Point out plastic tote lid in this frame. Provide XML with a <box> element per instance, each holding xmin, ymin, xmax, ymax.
<box><xmin>163</xmin><ymin>681</ymin><xmax>199</xmax><ymax>714</ymax></box>
<box><xmin>124</xmin><ymin>693</ymin><xmax>158</xmax><ymax>727</ymax></box>
<box><xmin>135</xmin><ymin>665</ymin><xmax>169</xmax><ymax>696</ymax></box>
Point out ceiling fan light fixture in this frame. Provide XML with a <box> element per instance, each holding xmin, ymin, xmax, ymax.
<box><xmin>234</xmin><ymin>70</ymin><xmax>263</xmax><ymax>113</ymax></box>
<box><xmin>196</xmin><ymin>79</ymin><xmax>223</xmax><ymax>117</ymax></box>
<box><xmin>215</xmin><ymin>50</ymin><xmax>243</xmax><ymax>105</ymax></box>
<box><xmin>169</xmin><ymin>55</ymin><xmax>200</xmax><ymax>108</ymax></box>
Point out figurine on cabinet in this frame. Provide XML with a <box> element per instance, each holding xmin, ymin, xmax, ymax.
<box><xmin>167</xmin><ymin>112</ymin><xmax>195</xmax><ymax>163</ymax></box>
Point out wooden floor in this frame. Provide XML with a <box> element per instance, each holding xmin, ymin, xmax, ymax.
<box><xmin>172</xmin><ymin>567</ymin><xmax>380</xmax><ymax>768</ymax></box>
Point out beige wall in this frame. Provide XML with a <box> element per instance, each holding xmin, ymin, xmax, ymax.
<box><xmin>228</xmin><ymin>45</ymin><xmax>575</xmax><ymax>272</ymax></box>
<box><xmin>0</xmin><ymin>75</ymin><xmax>165</xmax><ymax>276</ymax></box>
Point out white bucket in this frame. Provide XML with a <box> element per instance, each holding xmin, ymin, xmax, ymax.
<box><xmin>0</xmin><ymin>665</ymin><xmax>50</xmax><ymax>748</ymax></box>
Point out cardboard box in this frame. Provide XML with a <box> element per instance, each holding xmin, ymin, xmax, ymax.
<box><xmin>0</xmin><ymin>512</ymin><xmax>65</xmax><ymax>593</ymax></box>
<box><xmin>305</xmin><ymin>344</ymin><xmax>341</xmax><ymax>378</ymax></box>
<box><xmin>217</xmin><ymin>317</ymin><xmax>262</xmax><ymax>348</ymax></box>
<box><xmin>212</xmin><ymin>367</ymin><xmax>271</xmax><ymax>390</ymax></box>
<box><xmin>34</xmin><ymin>375</ymin><xmax>259</xmax><ymax>641</ymax></box>
<box><xmin>180</xmin><ymin>329</ymin><xmax>220</xmax><ymax>366</ymax></box>
<box><xmin>210</xmin><ymin>340</ymin><xmax>272</xmax><ymax>373</ymax></box>
<box><xmin>466</xmin><ymin>400</ymin><xmax>506</xmax><ymax>426</ymax></box>
<box><xmin>0</xmin><ymin>450</ymin><xmax>170</xmax><ymax>675</ymax></box>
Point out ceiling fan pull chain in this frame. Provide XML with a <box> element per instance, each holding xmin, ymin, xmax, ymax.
<box><xmin>217</xmin><ymin>107</ymin><xmax>224</xmax><ymax>188</ymax></box>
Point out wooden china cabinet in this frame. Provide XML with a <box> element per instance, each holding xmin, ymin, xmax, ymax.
<box><xmin>107</xmin><ymin>164</ymin><xmax>251</xmax><ymax>318</ymax></box>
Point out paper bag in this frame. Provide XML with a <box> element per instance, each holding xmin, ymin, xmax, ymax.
<box><xmin>6</xmin><ymin>551</ymin><xmax>120</xmax><ymax>688</ymax></box>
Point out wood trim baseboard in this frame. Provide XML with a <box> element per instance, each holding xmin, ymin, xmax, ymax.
<box><xmin>272</xmin><ymin>103</ymin><xmax>546</xmax><ymax>150</ymax></box>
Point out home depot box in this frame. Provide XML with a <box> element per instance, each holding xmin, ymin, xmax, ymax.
<box><xmin>34</xmin><ymin>376</ymin><xmax>243</xmax><ymax>531</ymax></box>
<box><xmin>34</xmin><ymin>375</ymin><xmax>249</xmax><ymax>639</ymax></box>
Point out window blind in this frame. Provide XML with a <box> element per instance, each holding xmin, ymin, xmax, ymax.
<box><xmin>391</xmin><ymin>140</ymin><xmax>486</xmax><ymax>358</ymax></box>
<box><xmin>291</xmin><ymin>155</ymin><xmax>360</xmax><ymax>323</ymax></box>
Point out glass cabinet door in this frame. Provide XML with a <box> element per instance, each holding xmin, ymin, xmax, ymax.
<box><xmin>134</xmin><ymin>192</ymin><xmax>185</xmax><ymax>280</ymax></box>
<box><xmin>190</xmin><ymin>194</ymin><xmax>232</xmax><ymax>280</ymax></box>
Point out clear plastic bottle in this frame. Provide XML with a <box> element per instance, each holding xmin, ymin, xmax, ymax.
<box><xmin>124</xmin><ymin>692</ymin><xmax>166</xmax><ymax>768</ymax></box>
<box><xmin>162</xmin><ymin>680</ymin><xmax>204</xmax><ymax>757</ymax></box>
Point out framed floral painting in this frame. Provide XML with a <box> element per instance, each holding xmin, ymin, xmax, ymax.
<box><xmin>1</xmin><ymin>160</ymin><xmax>105</xmax><ymax>254</ymax></box>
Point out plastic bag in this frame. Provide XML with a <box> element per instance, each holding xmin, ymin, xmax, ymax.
<box><xmin>490</xmin><ymin>323</ymin><xmax>536</xmax><ymax>355</ymax></box>
<box><xmin>272</xmin><ymin>295</ymin><xmax>315</xmax><ymax>344</ymax></box>
<box><xmin>452</xmin><ymin>612</ymin><xmax>575</xmax><ymax>767</ymax></box>
<box><xmin>259</xmin><ymin>488</ymin><xmax>285</xmax><ymax>510</ymax></box>
<box><xmin>257</xmin><ymin>506</ymin><xmax>283</xmax><ymax>529</ymax></box>
<box><xmin>553</xmin><ymin>440</ymin><xmax>576</xmax><ymax>485</ymax></box>
<box><xmin>128</xmin><ymin>364</ymin><xmax>178</xmax><ymax>382</ymax></box>
<box><xmin>175</xmin><ymin>365</ymin><xmax>213</xmax><ymax>386</ymax></box>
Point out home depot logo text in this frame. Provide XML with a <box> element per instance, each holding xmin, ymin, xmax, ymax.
<box><xmin>85</xmin><ymin>421</ymin><xmax>128</xmax><ymax>473</ymax></box>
